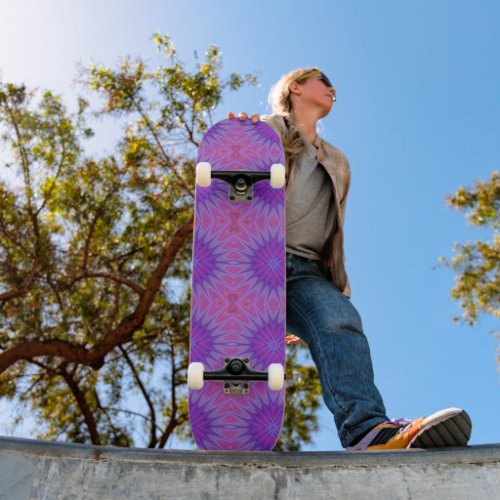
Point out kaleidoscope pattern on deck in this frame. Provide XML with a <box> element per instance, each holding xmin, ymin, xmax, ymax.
<box><xmin>189</xmin><ymin>119</ymin><xmax>286</xmax><ymax>451</ymax></box>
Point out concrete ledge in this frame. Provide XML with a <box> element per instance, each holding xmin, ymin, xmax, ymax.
<box><xmin>1</xmin><ymin>436</ymin><xmax>499</xmax><ymax>499</ymax></box>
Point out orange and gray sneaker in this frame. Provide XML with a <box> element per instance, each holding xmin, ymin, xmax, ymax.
<box><xmin>348</xmin><ymin>408</ymin><xmax>472</xmax><ymax>451</ymax></box>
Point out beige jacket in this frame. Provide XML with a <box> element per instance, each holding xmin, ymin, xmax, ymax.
<box><xmin>261</xmin><ymin>114</ymin><xmax>352</xmax><ymax>297</ymax></box>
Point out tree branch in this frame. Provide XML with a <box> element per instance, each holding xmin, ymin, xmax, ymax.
<box><xmin>35</xmin><ymin>143</ymin><xmax>67</xmax><ymax>217</ymax></box>
<box><xmin>0</xmin><ymin>217</ymin><xmax>193</xmax><ymax>374</ymax></box>
<box><xmin>0</xmin><ymin>257</ymin><xmax>39</xmax><ymax>302</ymax></box>
<box><xmin>83</xmin><ymin>270</ymin><xmax>145</xmax><ymax>296</ymax></box>
<box><xmin>130</xmin><ymin>94</ymin><xmax>194</xmax><ymax>198</ymax></box>
<box><xmin>119</xmin><ymin>345</ymin><xmax>157</xmax><ymax>447</ymax></box>
<box><xmin>58</xmin><ymin>366</ymin><xmax>101</xmax><ymax>445</ymax></box>
<box><xmin>82</xmin><ymin>208</ymin><xmax>102</xmax><ymax>271</ymax></box>
<box><xmin>158</xmin><ymin>340</ymin><xmax>179</xmax><ymax>448</ymax></box>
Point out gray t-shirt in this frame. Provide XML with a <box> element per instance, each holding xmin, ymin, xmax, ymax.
<box><xmin>286</xmin><ymin>141</ymin><xmax>337</xmax><ymax>260</ymax></box>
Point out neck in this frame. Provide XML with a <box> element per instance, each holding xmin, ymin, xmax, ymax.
<box><xmin>289</xmin><ymin>107</ymin><xmax>321</xmax><ymax>143</ymax></box>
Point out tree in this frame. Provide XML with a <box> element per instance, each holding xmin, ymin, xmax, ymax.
<box><xmin>442</xmin><ymin>171</ymin><xmax>499</xmax><ymax>336</ymax></box>
<box><xmin>0</xmin><ymin>34</ymin><xmax>322</xmax><ymax>449</ymax></box>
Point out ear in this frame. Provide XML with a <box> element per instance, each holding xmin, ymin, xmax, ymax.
<box><xmin>288</xmin><ymin>81</ymin><xmax>302</xmax><ymax>96</ymax></box>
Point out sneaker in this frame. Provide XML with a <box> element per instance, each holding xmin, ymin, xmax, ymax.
<box><xmin>348</xmin><ymin>408</ymin><xmax>472</xmax><ymax>451</ymax></box>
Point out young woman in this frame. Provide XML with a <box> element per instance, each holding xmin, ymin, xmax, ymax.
<box><xmin>227</xmin><ymin>68</ymin><xmax>472</xmax><ymax>450</ymax></box>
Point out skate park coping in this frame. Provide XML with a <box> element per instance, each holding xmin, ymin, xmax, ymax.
<box><xmin>1</xmin><ymin>435</ymin><xmax>499</xmax><ymax>499</ymax></box>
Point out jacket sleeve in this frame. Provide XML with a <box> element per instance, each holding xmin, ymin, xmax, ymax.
<box><xmin>339</xmin><ymin>154</ymin><xmax>351</xmax><ymax>298</ymax></box>
<box><xmin>338</xmin><ymin>155</ymin><xmax>351</xmax><ymax>227</ymax></box>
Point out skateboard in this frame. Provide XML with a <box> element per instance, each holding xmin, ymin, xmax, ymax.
<box><xmin>187</xmin><ymin>118</ymin><xmax>286</xmax><ymax>451</ymax></box>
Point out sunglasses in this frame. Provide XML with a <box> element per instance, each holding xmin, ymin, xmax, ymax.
<box><xmin>296</xmin><ymin>70</ymin><xmax>334</xmax><ymax>89</ymax></box>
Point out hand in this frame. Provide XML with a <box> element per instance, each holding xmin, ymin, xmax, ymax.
<box><xmin>285</xmin><ymin>335</ymin><xmax>302</xmax><ymax>346</ymax></box>
<box><xmin>227</xmin><ymin>111</ymin><xmax>260</xmax><ymax>123</ymax></box>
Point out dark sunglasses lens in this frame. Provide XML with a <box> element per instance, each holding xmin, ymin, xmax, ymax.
<box><xmin>320</xmin><ymin>73</ymin><xmax>333</xmax><ymax>87</ymax></box>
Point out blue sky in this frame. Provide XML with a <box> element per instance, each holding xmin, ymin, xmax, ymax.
<box><xmin>0</xmin><ymin>0</ymin><xmax>498</xmax><ymax>450</ymax></box>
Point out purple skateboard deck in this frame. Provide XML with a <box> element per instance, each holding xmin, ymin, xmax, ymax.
<box><xmin>188</xmin><ymin>118</ymin><xmax>286</xmax><ymax>451</ymax></box>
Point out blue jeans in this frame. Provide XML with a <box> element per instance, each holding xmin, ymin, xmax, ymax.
<box><xmin>286</xmin><ymin>253</ymin><xmax>388</xmax><ymax>448</ymax></box>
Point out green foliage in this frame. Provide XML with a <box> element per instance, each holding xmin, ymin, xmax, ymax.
<box><xmin>275</xmin><ymin>346</ymin><xmax>322</xmax><ymax>451</ymax></box>
<box><xmin>0</xmin><ymin>34</ymin><xmax>322</xmax><ymax>450</ymax></box>
<box><xmin>442</xmin><ymin>171</ymin><xmax>499</xmax><ymax>327</ymax></box>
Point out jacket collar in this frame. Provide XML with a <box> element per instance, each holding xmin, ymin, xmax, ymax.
<box><xmin>282</xmin><ymin>115</ymin><xmax>338</xmax><ymax>176</ymax></box>
<box><xmin>314</xmin><ymin>136</ymin><xmax>337</xmax><ymax>177</ymax></box>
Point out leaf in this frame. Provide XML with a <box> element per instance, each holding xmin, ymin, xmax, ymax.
<box><xmin>443</xmin><ymin>171</ymin><xmax>500</xmax><ymax>329</ymax></box>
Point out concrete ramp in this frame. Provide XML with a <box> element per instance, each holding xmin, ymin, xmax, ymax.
<box><xmin>0</xmin><ymin>436</ymin><xmax>499</xmax><ymax>499</ymax></box>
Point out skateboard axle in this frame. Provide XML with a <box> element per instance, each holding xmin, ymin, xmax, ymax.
<box><xmin>212</xmin><ymin>170</ymin><xmax>271</xmax><ymax>201</ymax></box>
<box><xmin>203</xmin><ymin>357</ymin><xmax>269</xmax><ymax>382</ymax></box>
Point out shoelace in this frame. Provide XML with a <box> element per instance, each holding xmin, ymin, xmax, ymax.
<box><xmin>388</xmin><ymin>417</ymin><xmax>423</xmax><ymax>435</ymax></box>
<box><xmin>390</xmin><ymin>418</ymin><xmax>415</xmax><ymax>426</ymax></box>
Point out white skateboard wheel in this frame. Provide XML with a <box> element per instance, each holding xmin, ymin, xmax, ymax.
<box><xmin>188</xmin><ymin>362</ymin><xmax>205</xmax><ymax>390</ymax></box>
<box><xmin>270</xmin><ymin>163</ymin><xmax>286</xmax><ymax>188</ymax></box>
<box><xmin>196</xmin><ymin>162</ymin><xmax>212</xmax><ymax>187</ymax></box>
<box><xmin>267</xmin><ymin>363</ymin><xmax>284</xmax><ymax>391</ymax></box>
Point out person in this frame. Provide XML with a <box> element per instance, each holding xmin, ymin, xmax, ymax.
<box><xmin>227</xmin><ymin>67</ymin><xmax>472</xmax><ymax>450</ymax></box>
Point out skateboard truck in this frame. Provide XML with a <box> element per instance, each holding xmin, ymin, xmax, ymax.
<box><xmin>188</xmin><ymin>357</ymin><xmax>285</xmax><ymax>394</ymax></box>
<box><xmin>211</xmin><ymin>357</ymin><xmax>266</xmax><ymax>395</ymax></box>
<box><xmin>212</xmin><ymin>171</ymin><xmax>270</xmax><ymax>202</ymax></box>
<box><xmin>195</xmin><ymin>162</ymin><xmax>286</xmax><ymax>201</ymax></box>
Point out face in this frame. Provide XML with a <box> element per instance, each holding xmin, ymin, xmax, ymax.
<box><xmin>290</xmin><ymin>71</ymin><xmax>337</xmax><ymax>117</ymax></box>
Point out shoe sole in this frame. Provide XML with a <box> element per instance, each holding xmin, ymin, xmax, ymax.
<box><xmin>410</xmin><ymin>408</ymin><xmax>472</xmax><ymax>448</ymax></box>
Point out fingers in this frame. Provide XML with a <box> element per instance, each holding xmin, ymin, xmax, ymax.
<box><xmin>285</xmin><ymin>335</ymin><xmax>302</xmax><ymax>346</ymax></box>
<box><xmin>226</xmin><ymin>111</ymin><xmax>247</xmax><ymax>120</ymax></box>
<box><xmin>226</xmin><ymin>112</ymin><xmax>260</xmax><ymax>123</ymax></box>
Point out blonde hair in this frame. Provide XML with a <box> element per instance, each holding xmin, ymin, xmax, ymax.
<box><xmin>268</xmin><ymin>67</ymin><xmax>319</xmax><ymax>115</ymax></box>
<box><xmin>268</xmin><ymin>67</ymin><xmax>319</xmax><ymax>166</ymax></box>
